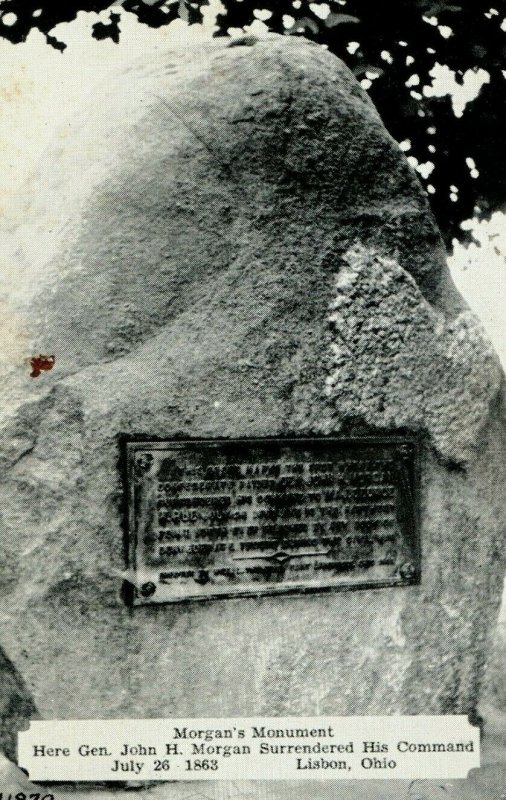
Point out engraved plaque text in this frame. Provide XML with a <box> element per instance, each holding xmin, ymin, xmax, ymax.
<box><xmin>125</xmin><ymin>437</ymin><xmax>419</xmax><ymax>604</ymax></box>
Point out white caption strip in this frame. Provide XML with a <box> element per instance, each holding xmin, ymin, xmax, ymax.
<box><xmin>19</xmin><ymin>717</ymin><xmax>479</xmax><ymax>781</ymax></box>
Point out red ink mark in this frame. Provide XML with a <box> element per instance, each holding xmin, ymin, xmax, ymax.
<box><xmin>30</xmin><ymin>355</ymin><xmax>55</xmax><ymax>378</ymax></box>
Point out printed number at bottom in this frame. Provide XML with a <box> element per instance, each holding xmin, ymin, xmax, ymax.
<box><xmin>185</xmin><ymin>760</ymin><xmax>219</xmax><ymax>771</ymax></box>
<box><xmin>0</xmin><ymin>795</ymin><xmax>54</xmax><ymax>800</ymax></box>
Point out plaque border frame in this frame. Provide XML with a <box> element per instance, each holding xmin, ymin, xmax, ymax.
<box><xmin>122</xmin><ymin>435</ymin><xmax>421</xmax><ymax>605</ymax></box>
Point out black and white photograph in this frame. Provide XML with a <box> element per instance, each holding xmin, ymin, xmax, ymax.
<box><xmin>0</xmin><ymin>1</ymin><xmax>504</xmax><ymax>798</ymax></box>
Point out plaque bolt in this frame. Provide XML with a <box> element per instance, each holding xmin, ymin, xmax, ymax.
<box><xmin>140</xmin><ymin>581</ymin><xmax>156</xmax><ymax>598</ymax></box>
<box><xmin>136</xmin><ymin>453</ymin><xmax>154</xmax><ymax>474</ymax></box>
<box><xmin>194</xmin><ymin>570</ymin><xmax>210</xmax><ymax>585</ymax></box>
<box><xmin>399</xmin><ymin>562</ymin><xmax>416</xmax><ymax>581</ymax></box>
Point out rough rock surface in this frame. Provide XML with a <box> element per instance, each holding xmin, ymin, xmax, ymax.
<box><xmin>0</xmin><ymin>34</ymin><xmax>504</xmax><ymax>760</ymax></box>
<box><xmin>325</xmin><ymin>246</ymin><xmax>500</xmax><ymax>463</ymax></box>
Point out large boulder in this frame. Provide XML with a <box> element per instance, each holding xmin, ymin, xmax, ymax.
<box><xmin>0</xmin><ymin>34</ymin><xmax>504</xmax><ymax>756</ymax></box>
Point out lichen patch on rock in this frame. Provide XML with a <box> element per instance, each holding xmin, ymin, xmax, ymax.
<box><xmin>325</xmin><ymin>246</ymin><xmax>501</xmax><ymax>464</ymax></box>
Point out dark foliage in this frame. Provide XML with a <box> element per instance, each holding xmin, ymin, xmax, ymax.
<box><xmin>0</xmin><ymin>0</ymin><xmax>208</xmax><ymax>44</ymax></box>
<box><xmin>92</xmin><ymin>11</ymin><xmax>121</xmax><ymax>43</ymax></box>
<box><xmin>0</xmin><ymin>0</ymin><xmax>504</xmax><ymax>244</ymax></box>
<box><xmin>218</xmin><ymin>0</ymin><xmax>506</xmax><ymax>245</ymax></box>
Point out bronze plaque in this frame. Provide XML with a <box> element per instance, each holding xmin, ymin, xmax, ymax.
<box><xmin>125</xmin><ymin>437</ymin><xmax>419</xmax><ymax>604</ymax></box>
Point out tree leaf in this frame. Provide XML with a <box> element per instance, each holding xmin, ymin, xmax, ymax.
<box><xmin>45</xmin><ymin>32</ymin><xmax>66</xmax><ymax>51</ymax></box>
<box><xmin>325</xmin><ymin>13</ymin><xmax>360</xmax><ymax>28</ymax></box>
<box><xmin>427</xmin><ymin>3</ymin><xmax>463</xmax><ymax>14</ymax></box>
<box><xmin>286</xmin><ymin>16</ymin><xmax>320</xmax><ymax>35</ymax></box>
<box><xmin>92</xmin><ymin>11</ymin><xmax>121</xmax><ymax>43</ymax></box>
<box><xmin>185</xmin><ymin>1</ymin><xmax>206</xmax><ymax>26</ymax></box>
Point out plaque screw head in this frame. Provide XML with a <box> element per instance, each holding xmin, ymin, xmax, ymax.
<box><xmin>194</xmin><ymin>569</ymin><xmax>210</xmax><ymax>585</ymax></box>
<box><xmin>136</xmin><ymin>453</ymin><xmax>154</xmax><ymax>474</ymax></box>
<box><xmin>140</xmin><ymin>581</ymin><xmax>156</xmax><ymax>598</ymax></box>
<box><xmin>399</xmin><ymin>562</ymin><xmax>416</xmax><ymax>581</ymax></box>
